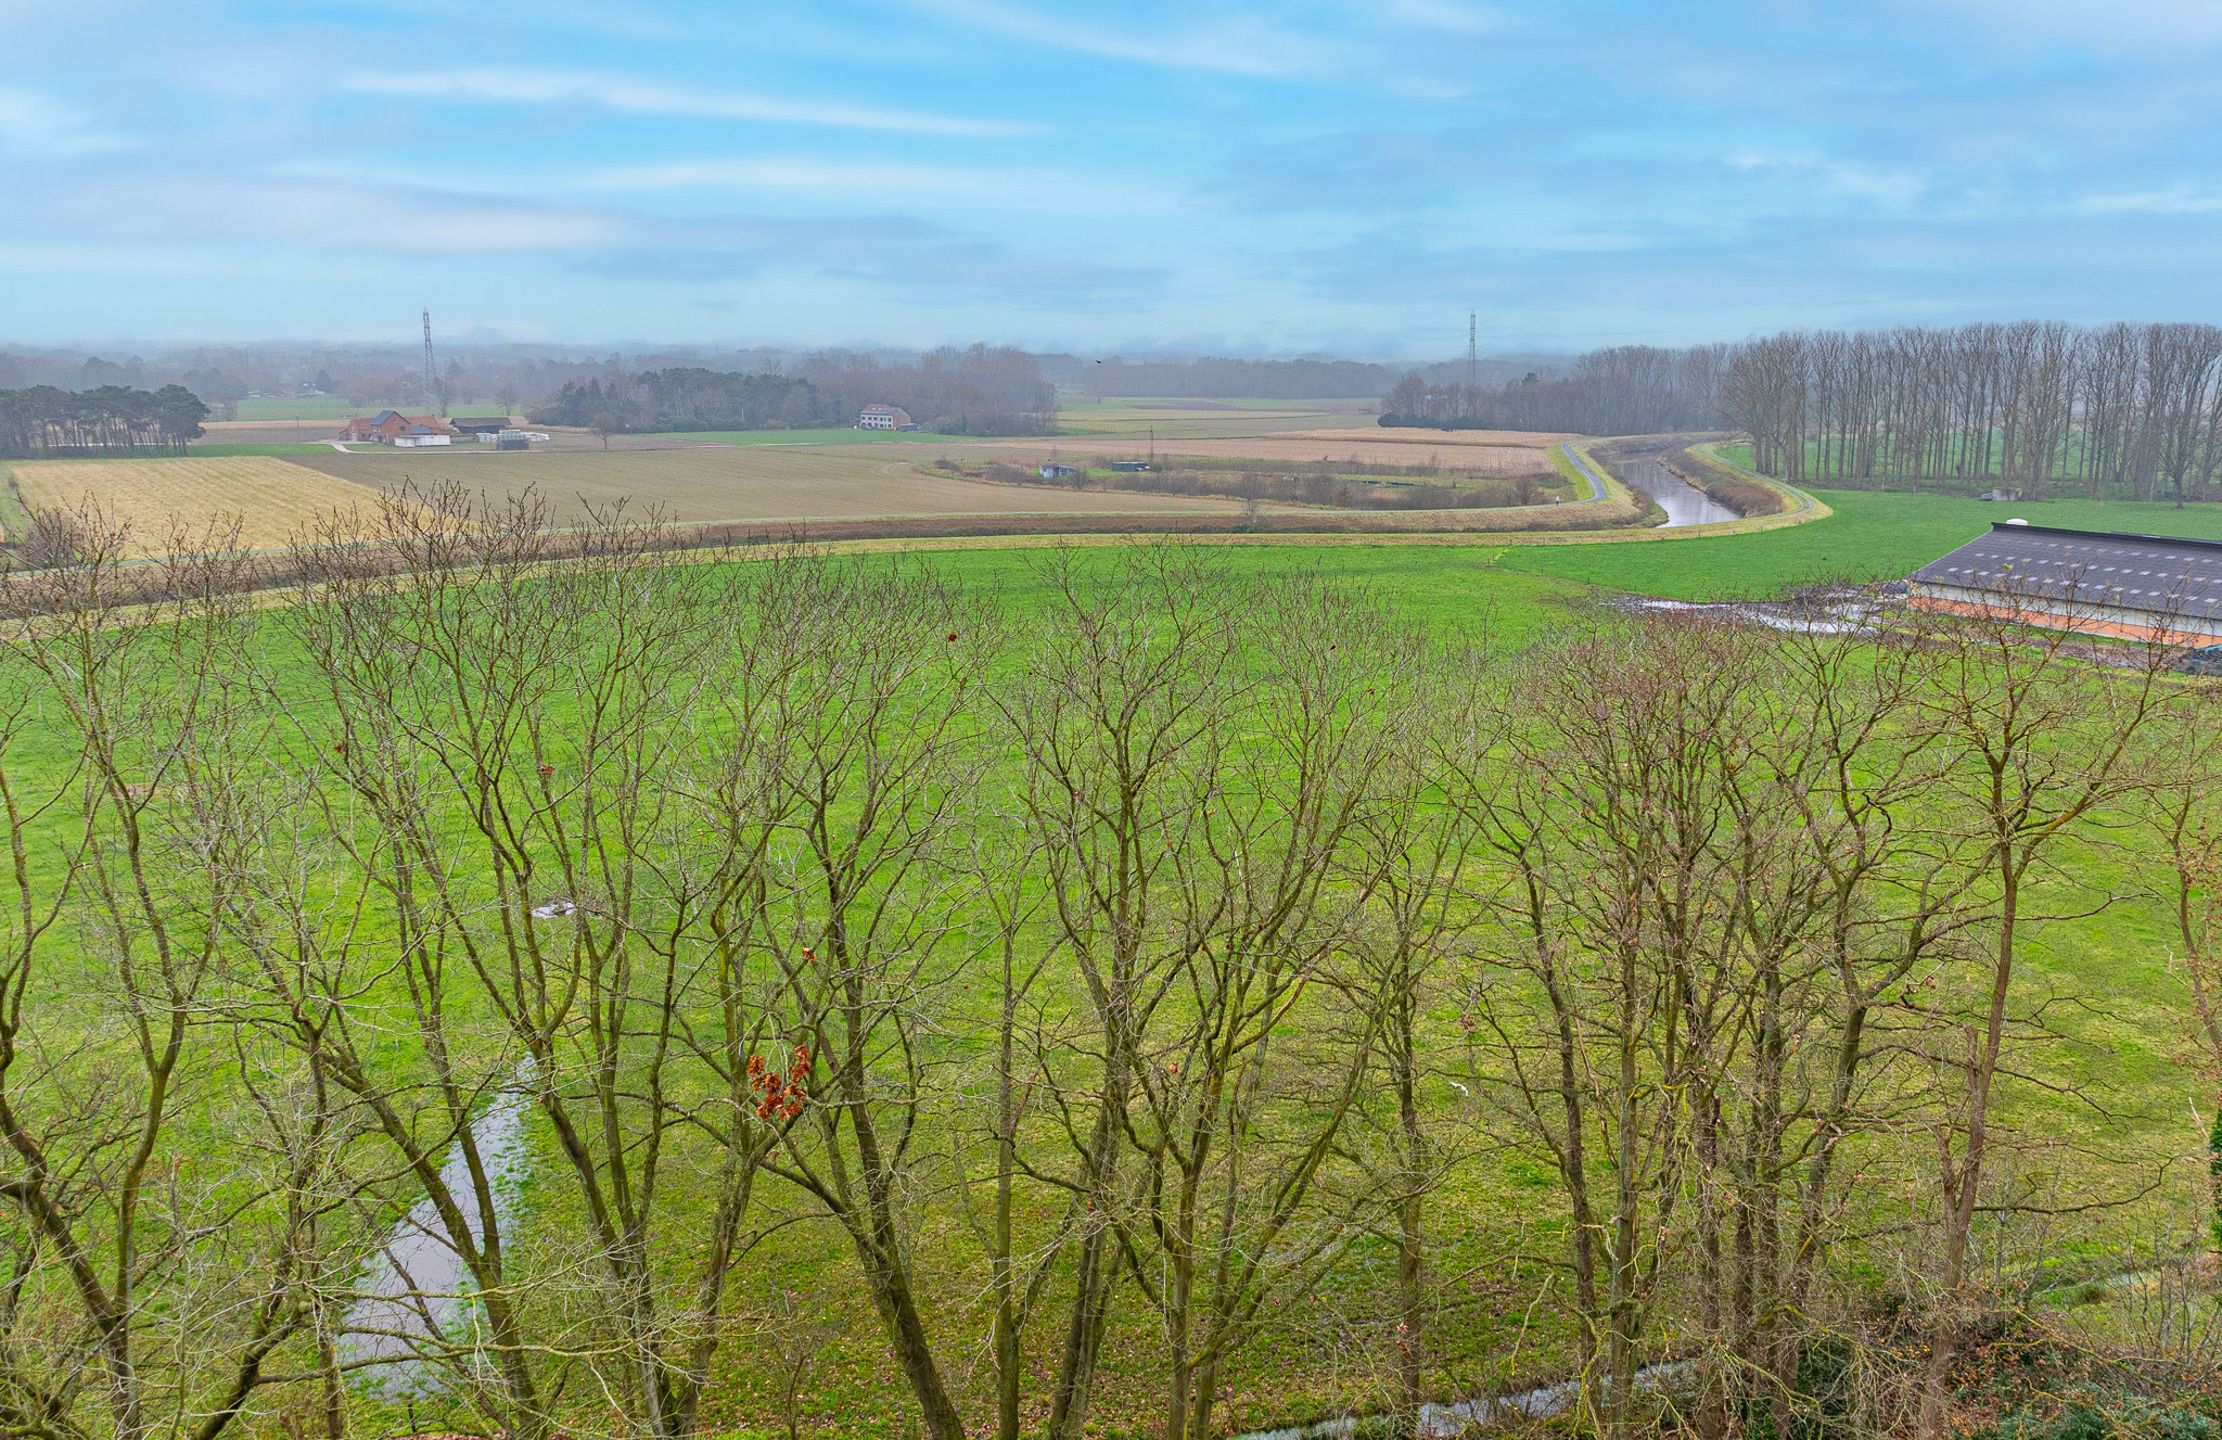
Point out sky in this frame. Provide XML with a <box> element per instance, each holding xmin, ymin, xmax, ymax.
<box><xmin>4</xmin><ymin>0</ymin><xmax>2222</xmax><ymax>358</ymax></box>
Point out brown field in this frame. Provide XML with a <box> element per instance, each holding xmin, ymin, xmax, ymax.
<box><xmin>284</xmin><ymin>445</ymin><xmax>1247</xmax><ymax>525</ymax></box>
<box><xmin>9</xmin><ymin>456</ymin><xmax>396</xmax><ymax>554</ymax></box>
<box><xmin>956</xmin><ymin>426</ymin><xmax>1571</xmax><ymax>475</ymax></box>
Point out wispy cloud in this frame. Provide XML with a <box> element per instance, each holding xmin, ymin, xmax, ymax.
<box><xmin>898</xmin><ymin>0</ymin><xmax>1344</xmax><ymax>78</ymax></box>
<box><xmin>1724</xmin><ymin>151</ymin><xmax>1928</xmax><ymax>209</ymax></box>
<box><xmin>340</xmin><ymin>67</ymin><xmax>1041</xmax><ymax>137</ymax></box>
<box><xmin>1926</xmin><ymin>0</ymin><xmax>2222</xmax><ymax>49</ymax></box>
<box><xmin>2073</xmin><ymin>185</ymin><xmax>2222</xmax><ymax>215</ymax></box>
<box><xmin>1372</xmin><ymin>0</ymin><xmax>1504</xmax><ymax>36</ymax></box>
<box><xmin>581</xmin><ymin>156</ymin><xmax>1179</xmax><ymax>212</ymax></box>
<box><xmin>12</xmin><ymin>165</ymin><xmax>1166</xmax><ymax>307</ymax></box>
<box><xmin>0</xmin><ymin>85</ymin><xmax>135</xmax><ymax>156</ymax></box>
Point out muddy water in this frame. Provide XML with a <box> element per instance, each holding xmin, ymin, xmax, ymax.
<box><xmin>338</xmin><ymin>1064</ymin><xmax>536</xmax><ymax>1397</ymax></box>
<box><xmin>1620</xmin><ymin>455</ymin><xmax>1738</xmax><ymax>527</ymax></box>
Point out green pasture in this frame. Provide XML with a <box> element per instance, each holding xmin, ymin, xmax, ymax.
<box><xmin>7</xmin><ymin>514</ymin><xmax>2220</xmax><ymax>1437</ymax></box>
<box><xmin>1496</xmin><ymin>486</ymin><xmax>2222</xmax><ymax>599</ymax></box>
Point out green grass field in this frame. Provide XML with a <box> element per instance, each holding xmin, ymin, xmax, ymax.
<box><xmin>1496</xmin><ymin>486</ymin><xmax>2222</xmax><ymax>598</ymax></box>
<box><xmin>5</xmin><ymin>515</ymin><xmax>2218</xmax><ymax>1438</ymax></box>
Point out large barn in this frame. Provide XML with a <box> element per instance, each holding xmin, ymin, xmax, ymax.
<box><xmin>1908</xmin><ymin>520</ymin><xmax>2222</xmax><ymax>644</ymax></box>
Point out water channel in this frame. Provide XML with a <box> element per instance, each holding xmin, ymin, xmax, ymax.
<box><xmin>1619</xmin><ymin>454</ymin><xmax>1739</xmax><ymax>527</ymax></box>
<box><xmin>339</xmin><ymin>1063</ymin><xmax>537</xmax><ymax>1397</ymax></box>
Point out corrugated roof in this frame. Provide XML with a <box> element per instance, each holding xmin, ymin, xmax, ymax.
<box><xmin>1910</xmin><ymin>522</ymin><xmax>2222</xmax><ymax>622</ymax></box>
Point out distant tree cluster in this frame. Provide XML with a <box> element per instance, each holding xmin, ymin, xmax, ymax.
<box><xmin>0</xmin><ymin>384</ymin><xmax>209</xmax><ymax>457</ymax></box>
<box><xmin>532</xmin><ymin>369</ymin><xmax>835</xmax><ymax>433</ymax></box>
<box><xmin>1720</xmin><ymin>321</ymin><xmax>2222</xmax><ymax>499</ymax></box>
<box><xmin>1044</xmin><ymin>353</ymin><xmax>1558</xmax><ymax>399</ymax></box>
<box><xmin>528</xmin><ymin>345</ymin><xmax>1059</xmax><ymax>437</ymax></box>
<box><xmin>800</xmin><ymin>343</ymin><xmax>1058</xmax><ymax>434</ymax></box>
<box><xmin>1382</xmin><ymin>344</ymin><xmax>1729</xmax><ymax>434</ymax></box>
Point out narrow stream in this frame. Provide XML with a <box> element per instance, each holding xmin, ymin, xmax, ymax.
<box><xmin>338</xmin><ymin>1064</ymin><xmax>537</xmax><ymax>1397</ymax></box>
<box><xmin>1238</xmin><ymin>1362</ymin><xmax>1694</xmax><ymax>1440</ymax></box>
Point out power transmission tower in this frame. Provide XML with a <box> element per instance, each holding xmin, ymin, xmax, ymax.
<box><xmin>422</xmin><ymin>307</ymin><xmax>440</xmax><ymax>415</ymax></box>
<box><xmin>1467</xmin><ymin>311</ymin><xmax>1477</xmax><ymax>392</ymax></box>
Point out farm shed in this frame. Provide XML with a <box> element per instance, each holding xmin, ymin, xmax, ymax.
<box><xmin>1038</xmin><ymin>462</ymin><xmax>1078</xmax><ymax>479</ymax></box>
<box><xmin>453</xmin><ymin>415</ymin><xmax>513</xmax><ymax>440</ymax></box>
<box><xmin>1909</xmin><ymin>521</ymin><xmax>2222</xmax><ymax>644</ymax></box>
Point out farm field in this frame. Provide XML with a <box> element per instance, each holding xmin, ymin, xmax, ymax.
<box><xmin>962</xmin><ymin>425</ymin><xmax>1571</xmax><ymax>474</ymax></box>
<box><xmin>1054</xmin><ymin>396</ymin><xmax>1378</xmax><ymax>437</ymax></box>
<box><xmin>4</xmin><ymin>454</ymin><xmax>392</xmax><ymax>551</ymax></box>
<box><xmin>630</xmin><ymin>425</ymin><xmax>934</xmax><ymax>445</ymax></box>
<box><xmin>284</xmin><ymin>442</ymin><xmax>1249</xmax><ymax>524</ymax></box>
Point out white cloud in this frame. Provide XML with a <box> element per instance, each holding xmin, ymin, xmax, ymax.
<box><xmin>1726</xmin><ymin>151</ymin><xmax>1927</xmax><ymax>208</ymax></box>
<box><xmin>898</xmin><ymin>0</ymin><xmax>1345</xmax><ymax>78</ymax></box>
<box><xmin>0</xmin><ymin>85</ymin><xmax>135</xmax><ymax>156</ymax></box>
<box><xmin>1373</xmin><ymin>0</ymin><xmax>1504</xmax><ymax>36</ymax></box>
<box><xmin>580</xmin><ymin>156</ymin><xmax>1178</xmax><ymax>212</ymax></box>
<box><xmin>2073</xmin><ymin>186</ymin><xmax>2222</xmax><ymax>215</ymax></box>
<box><xmin>1926</xmin><ymin>0</ymin><xmax>2222</xmax><ymax>49</ymax></box>
<box><xmin>339</xmin><ymin>67</ymin><xmax>1041</xmax><ymax>138</ymax></box>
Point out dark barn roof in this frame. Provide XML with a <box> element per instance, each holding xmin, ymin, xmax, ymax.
<box><xmin>1911</xmin><ymin>522</ymin><xmax>2222</xmax><ymax>624</ymax></box>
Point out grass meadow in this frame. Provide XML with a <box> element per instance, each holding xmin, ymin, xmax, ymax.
<box><xmin>6</xmin><ymin>513</ymin><xmax>2216</xmax><ymax>1438</ymax></box>
<box><xmin>1496</xmin><ymin>485</ymin><xmax>2222</xmax><ymax>598</ymax></box>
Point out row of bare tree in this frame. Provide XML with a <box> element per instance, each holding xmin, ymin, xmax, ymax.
<box><xmin>0</xmin><ymin>496</ymin><xmax>2214</xmax><ymax>1440</ymax></box>
<box><xmin>1722</xmin><ymin>322</ymin><xmax>2222</xmax><ymax>499</ymax></box>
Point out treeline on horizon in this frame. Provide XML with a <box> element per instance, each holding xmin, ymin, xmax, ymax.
<box><xmin>1384</xmin><ymin>321</ymin><xmax>2222</xmax><ymax>501</ymax></box>
<box><xmin>0</xmin><ymin>384</ymin><xmax>210</xmax><ymax>458</ymax></box>
<box><xmin>530</xmin><ymin>344</ymin><xmax>1059</xmax><ymax>436</ymax></box>
<box><xmin>1047</xmin><ymin>353</ymin><xmax>1550</xmax><ymax>399</ymax></box>
<box><xmin>1382</xmin><ymin>345</ymin><xmax>1728</xmax><ymax>435</ymax></box>
<box><xmin>0</xmin><ymin>342</ymin><xmax>1571</xmax><ymax>419</ymax></box>
<box><xmin>1720</xmin><ymin>322</ymin><xmax>2222</xmax><ymax>500</ymax></box>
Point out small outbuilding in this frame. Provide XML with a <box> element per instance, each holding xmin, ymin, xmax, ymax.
<box><xmin>1909</xmin><ymin>521</ymin><xmax>2222</xmax><ymax>644</ymax></box>
<box><xmin>1038</xmin><ymin>462</ymin><xmax>1078</xmax><ymax>480</ymax></box>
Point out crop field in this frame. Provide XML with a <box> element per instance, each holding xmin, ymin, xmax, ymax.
<box><xmin>5</xmin><ymin>454</ymin><xmax>393</xmax><ymax>552</ymax></box>
<box><xmin>1055</xmin><ymin>396</ymin><xmax>1379</xmax><ymax>437</ymax></box>
<box><xmin>283</xmin><ymin>443</ymin><xmax>1247</xmax><ymax>525</ymax></box>
<box><xmin>630</xmin><ymin>425</ymin><xmax>934</xmax><ymax>446</ymax></box>
<box><xmin>961</xmin><ymin>425</ymin><xmax>1571</xmax><ymax>475</ymax></box>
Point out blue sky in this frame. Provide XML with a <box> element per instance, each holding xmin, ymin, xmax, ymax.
<box><xmin>4</xmin><ymin>0</ymin><xmax>2221</xmax><ymax>357</ymax></box>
